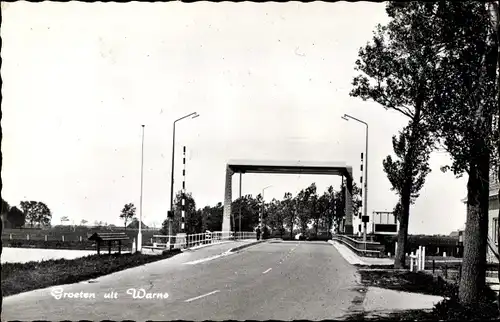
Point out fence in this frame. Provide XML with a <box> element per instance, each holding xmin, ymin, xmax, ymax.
<box><xmin>332</xmin><ymin>234</ymin><xmax>385</xmax><ymax>258</ymax></box>
<box><xmin>2</xmin><ymin>229</ymin><xmax>159</xmax><ymax>243</ymax></box>
<box><xmin>148</xmin><ymin>231</ymin><xmax>256</xmax><ymax>250</ymax></box>
<box><xmin>409</xmin><ymin>246</ymin><xmax>426</xmax><ymax>272</ymax></box>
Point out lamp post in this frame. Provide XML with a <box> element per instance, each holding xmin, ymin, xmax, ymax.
<box><xmin>239</xmin><ymin>173</ymin><xmax>242</xmax><ymax>235</ymax></box>
<box><xmin>138</xmin><ymin>124</ymin><xmax>145</xmax><ymax>252</ymax></box>
<box><xmin>169</xmin><ymin>112</ymin><xmax>199</xmax><ymax>243</ymax></box>
<box><xmin>342</xmin><ymin>114</ymin><xmax>368</xmax><ymax>243</ymax></box>
<box><xmin>260</xmin><ymin>185</ymin><xmax>272</xmax><ymax>229</ymax></box>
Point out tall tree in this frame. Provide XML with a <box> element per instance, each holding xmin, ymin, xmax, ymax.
<box><xmin>428</xmin><ymin>1</ymin><xmax>498</xmax><ymax>305</ymax></box>
<box><xmin>1</xmin><ymin>198</ymin><xmax>10</xmax><ymax>215</ymax></box>
<box><xmin>296</xmin><ymin>189</ymin><xmax>310</xmax><ymax>235</ymax></box>
<box><xmin>231</xmin><ymin>195</ymin><xmax>260</xmax><ymax>232</ymax></box>
<box><xmin>267</xmin><ymin>198</ymin><xmax>285</xmax><ymax>237</ymax></box>
<box><xmin>20</xmin><ymin>201</ymin><xmax>52</xmax><ymax>228</ymax></box>
<box><xmin>333</xmin><ymin>187</ymin><xmax>345</xmax><ymax>232</ymax></box>
<box><xmin>120</xmin><ymin>203</ymin><xmax>136</xmax><ymax>230</ymax></box>
<box><xmin>7</xmin><ymin>206</ymin><xmax>25</xmax><ymax>229</ymax></box>
<box><xmin>171</xmin><ymin>191</ymin><xmax>197</xmax><ymax>234</ymax></box>
<box><xmin>350</xmin><ymin>2</ymin><xmax>439</xmax><ymax>268</ymax></box>
<box><xmin>1</xmin><ymin>198</ymin><xmax>11</xmax><ymax>228</ymax></box>
<box><xmin>200</xmin><ymin>202</ymin><xmax>224</xmax><ymax>232</ymax></box>
<box><xmin>20</xmin><ymin>201</ymin><xmax>38</xmax><ymax>228</ymax></box>
<box><xmin>282</xmin><ymin>192</ymin><xmax>297</xmax><ymax>239</ymax></box>
<box><xmin>36</xmin><ymin>202</ymin><xmax>52</xmax><ymax>228</ymax></box>
<box><xmin>324</xmin><ymin>186</ymin><xmax>338</xmax><ymax>233</ymax></box>
<box><xmin>486</xmin><ymin>1</ymin><xmax>500</xmax><ymax>310</ymax></box>
<box><xmin>382</xmin><ymin>124</ymin><xmax>432</xmax><ymax>266</ymax></box>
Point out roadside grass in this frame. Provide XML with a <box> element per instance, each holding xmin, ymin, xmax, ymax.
<box><xmin>1</xmin><ymin>250</ymin><xmax>181</xmax><ymax>297</ymax></box>
<box><xmin>353</xmin><ymin>268</ymin><xmax>499</xmax><ymax>321</ymax></box>
<box><xmin>358</xmin><ymin>269</ymin><xmax>458</xmax><ymax>297</ymax></box>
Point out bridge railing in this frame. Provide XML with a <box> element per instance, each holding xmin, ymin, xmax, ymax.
<box><xmin>148</xmin><ymin>231</ymin><xmax>256</xmax><ymax>250</ymax></box>
<box><xmin>332</xmin><ymin>234</ymin><xmax>385</xmax><ymax>258</ymax></box>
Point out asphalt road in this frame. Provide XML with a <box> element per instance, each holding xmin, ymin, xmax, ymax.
<box><xmin>2</xmin><ymin>240</ymin><xmax>363</xmax><ymax>321</ymax></box>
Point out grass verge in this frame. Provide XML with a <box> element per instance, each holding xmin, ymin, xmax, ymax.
<box><xmin>351</xmin><ymin>268</ymin><xmax>499</xmax><ymax>321</ymax></box>
<box><xmin>1</xmin><ymin>249</ymin><xmax>181</xmax><ymax>297</ymax></box>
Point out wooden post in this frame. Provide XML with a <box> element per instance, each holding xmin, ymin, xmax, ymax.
<box><xmin>45</xmin><ymin>235</ymin><xmax>48</xmax><ymax>242</ymax></box>
<box><xmin>97</xmin><ymin>241</ymin><xmax>101</xmax><ymax>255</ymax></box>
<box><xmin>108</xmin><ymin>241</ymin><xmax>111</xmax><ymax>254</ymax></box>
<box><xmin>118</xmin><ymin>240</ymin><xmax>122</xmax><ymax>254</ymax></box>
<box><xmin>62</xmin><ymin>235</ymin><xmax>65</xmax><ymax>242</ymax></box>
<box><xmin>433</xmin><ymin>259</ymin><xmax>435</xmax><ymax>274</ymax></box>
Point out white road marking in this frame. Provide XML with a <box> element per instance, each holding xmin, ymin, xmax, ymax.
<box><xmin>185</xmin><ymin>290</ymin><xmax>220</xmax><ymax>303</ymax></box>
<box><xmin>184</xmin><ymin>252</ymin><xmax>233</xmax><ymax>265</ymax></box>
<box><xmin>263</xmin><ymin>268</ymin><xmax>272</xmax><ymax>274</ymax></box>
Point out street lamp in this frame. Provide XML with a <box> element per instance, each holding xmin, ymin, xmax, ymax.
<box><xmin>138</xmin><ymin>125</ymin><xmax>145</xmax><ymax>252</ymax></box>
<box><xmin>342</xmin><ymin>113</ymin><xmax>369</xmax><ymax>242</ymax></box>
<box><xmin>169</xmin><ymin>112</ymin><xmax>199</xmax><ymax>241</ymax></box>
<box><xmin>260</xmin><ymin>185</ymin><xmax>272</xmax><ymax>228</ymax></box>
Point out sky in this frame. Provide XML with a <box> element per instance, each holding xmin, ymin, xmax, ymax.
<box><xmin>1</xmin><ymin>2</ymin><xmax>467</xmax><ymax>234</ymax></box>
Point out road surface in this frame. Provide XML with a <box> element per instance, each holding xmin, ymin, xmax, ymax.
<box><xmin>2</xmin><ymin>240</ymin><xmax>363</xmax><ymax>320</ymax></box>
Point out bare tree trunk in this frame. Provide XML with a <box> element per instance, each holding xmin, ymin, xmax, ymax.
<box><xmin>393</xmin><ymin>96</ymin><xmax>423</xmax><ymax>269</ymax></box>
<box><xmin>459</xmin><ymin>155</ymin><xmax>490</xmax><ymax>305</ymax></box>
<box><xmin>394</xmin><ymin>192</ymin><xmax>411</xmax><ymax>269</ymax></box>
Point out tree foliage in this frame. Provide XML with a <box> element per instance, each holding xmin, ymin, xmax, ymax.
<box><xmin>156</xmin><ymin>183</ymin><xmax>358</xmax><ymax>241</ymax></box>
<box><xmin>1</xmin><ymin>198</ymin><xmax>10</xmax><ymax>215</ymax></box>
<box><xmin>20</xmin><ymin>201</ymin><xmax>52</xmax><ymax>228</ymax></box>
<box><xmin>6</xmin><ymin>206</ymin><xmax>25</xmax><ymax>228</ymax></box>
<box><xmin>351</xmin><ymin>1</ymin><xmax>441</xmax><ymax>269</ymax></box>
<box><xmin>383</xmin><ymin>126</ymin><xmax>432</xmax><ymax>202</ymax></box>
<box><xmin>352</xmin><ymin>1</ymin><xmax>499</xmax><ymax>305</ymax></box>
<box><xmin>427</xmin><ymin>2</ymin><xmax>498</xmax><ymax>306</ymax></box>
<box><xmin>119</xmin><ymin>203</ymin><xmax>136</xmax><ymax>230</ymax></box>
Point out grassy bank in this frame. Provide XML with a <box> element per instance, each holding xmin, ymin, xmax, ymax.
<box><xmin>1</xmin><ymin>250</ymin><xmax>181</xmax><ymax>297</ymax></box>
<box><xmin>352</xmin><ymin>268</ymin><xmax>498</xmax><ymax>321</ymax></box>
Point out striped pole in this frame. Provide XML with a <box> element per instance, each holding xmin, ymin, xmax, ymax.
<box><xmin>181</xmin><ymin>146</ymin><xmax>186</xmax><ymax>232</ymax></box>
<box><xmin>361</xmin><ymin>152</ymin><xmax>368</xmax><ymax>243</ymax></box>
<box><xmin>359</xmin><ymin>153</ymin><xmax>363</xmax><ymax>236</ymax></box>
<box><xmin>360</xmin><ymin>152</ymin><xmax>363</xmax><ymax>213</ymax></box>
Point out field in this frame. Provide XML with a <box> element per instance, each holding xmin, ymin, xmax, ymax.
<box><xmin>2</xmin><ymin>227</ymin><xmax>161</xmax><ymax>244</ymax></box>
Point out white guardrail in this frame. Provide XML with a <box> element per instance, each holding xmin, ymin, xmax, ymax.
<box><xmin>146</xmin><ymin>231</ymin><xmax>256</xmax><ymax>250</ymax></box>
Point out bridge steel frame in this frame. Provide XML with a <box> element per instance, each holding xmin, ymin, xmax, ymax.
<box><xmin>222</xmin><ymin>159</ymin><xmax>354</xmax><ymax>235</ymax></box>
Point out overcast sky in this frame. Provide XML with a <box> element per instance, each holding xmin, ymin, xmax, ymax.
<box><xmin>1</xmin><ymin>2</ymin><xmax>467</xmax><ymax>234</ymax></box>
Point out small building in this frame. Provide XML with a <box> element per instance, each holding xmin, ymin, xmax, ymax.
<box><xmin>371</xmin><ymin>211</ymin><xmax>399</xmax><ymax>236</ymax></box>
